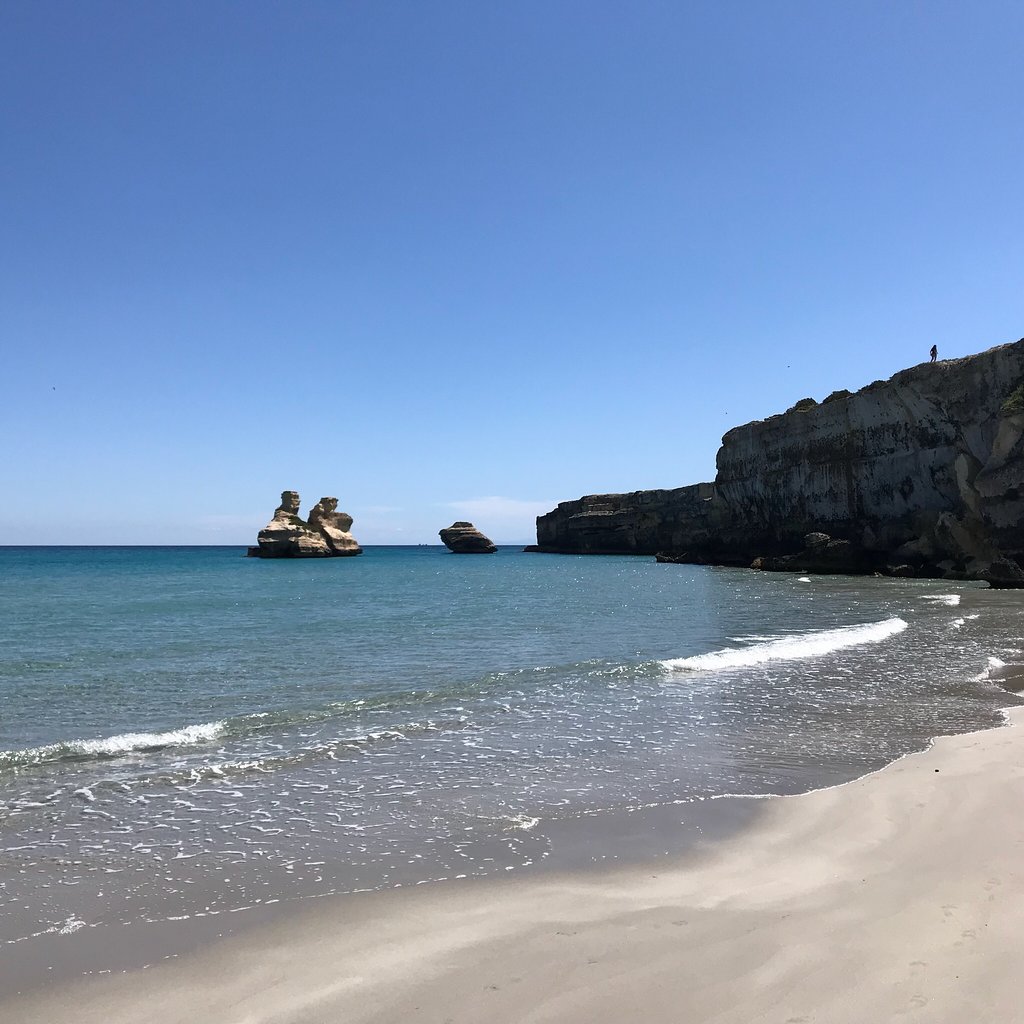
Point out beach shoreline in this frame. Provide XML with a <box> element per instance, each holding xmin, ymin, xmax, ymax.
<box><xmin>6</xmin><ymin>705</ymin><xmax>1024</xmax><ymax>1023</ymax></box>
<box><xmin>0</xmin><ymin>779</ymin><xmax>768</xmax><ymax>998</ymax></box>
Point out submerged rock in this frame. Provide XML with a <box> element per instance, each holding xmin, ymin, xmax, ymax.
<box><xmin>439</xmin><ymin>522</ymin><xmax>497</xmax><ymax>554</ymax></box>
<box><xmin>251</xmin><ymin>491</ymin><xmax>362</xmax><ymax>558</ymax></box>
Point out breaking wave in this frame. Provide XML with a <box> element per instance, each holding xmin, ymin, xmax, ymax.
<box><xmin>661</xmin><ymin>617</ymin><xmax>909</xmax><ymax>673</ymax></box>
<box><xmin>0</xmin><ymin>722</ymin><xmax>228</xmax><ymax>770</ymax></box>
<box><xmin>973</xmin><ymin>656</ymin><xmax>1008</xmax><ymax>683</ymax></box>
<box><xmin>0</xmin><ymin>655</ymin><xmax>665</xmax><ymax>777</ymax></box>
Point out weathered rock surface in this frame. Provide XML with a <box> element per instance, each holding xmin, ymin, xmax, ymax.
<box><xmin>249</xmin><ymin>491</ymin><xmax>362</xmax><ymax>558</ymax></box>
<box><xmin>535</xmin><ymin>337</ymin><xmax>1024</xmax><ymax>586</ymax></box>
<box><xmin>308</xmin><ymin>497</ymin><xmax>362</xmax><ymax>555</ymax></box>
<box><xmin>439</xmin><ymin>522</ymin><xmax>497</xmax><ymax>553</ymax></box>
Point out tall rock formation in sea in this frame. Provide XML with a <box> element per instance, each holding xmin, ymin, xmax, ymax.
<box><xmin>307</xmin><ymin>497</ymin><xmax>362</xmax><ymax>555</ymax></box>
<box><xmin>249</xmin><ymin>491</ymin><xmax>363</xmax><ymax>558</ymax></box>
<box><xmin>533</xmin><ymin>337</ymin><xmax>1024</xmax><ymax>586</ymax></box>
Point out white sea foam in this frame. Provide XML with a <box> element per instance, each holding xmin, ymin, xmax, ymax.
<box><xmin>923</xmin><ymin>594</ymin><xmax>961</xmax><ymax>606</ymax></box>
<box><xmin>506</xmin><ymin>814</ymin><xmax>540</xmax><ymax>831</ymax></box>
<box><xmin>661</xmin><ymin>617</ymin><xmax>909</xmax><ymax>673</ymax></box>
<box><xmin>0</xmin><ymin>721</ymin><xmax>227</xmax><ymax>768</ymax></box>
<box><xmin>65</xmin><ymin>722</ymin><xmax>226</xmax><ymax>757</ymax></box>
<box><xmin>973</xmin><ymin>656</ymin><xmax>1008</xmax><ymax>682</ymax></box>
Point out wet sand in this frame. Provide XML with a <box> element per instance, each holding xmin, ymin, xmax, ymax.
<box><xmin>6</xmin><ymin>707</ymin><xmax>1024</xmax><ymax>1023</ymax></box>
<box><xmin>0</xmin><ymin>786</ymin><xmax>764</xmax><ymax>995</ymax></box>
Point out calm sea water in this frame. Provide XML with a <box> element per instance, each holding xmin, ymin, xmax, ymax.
<box><xmin>1</xmin><ymin>545</ymin><xmax>1021</xmax><ymax>973</ymax></box>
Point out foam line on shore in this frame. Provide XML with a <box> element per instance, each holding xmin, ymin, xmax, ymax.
<box><xmin>8</xmin><ymin>709</ymin><xmax>1024</xmax><ymax>1024</ymax></box>
<box><xmin>661</xmin><ymin>617</ymin><xmax>908</xmax><ymax>673</ymax></box>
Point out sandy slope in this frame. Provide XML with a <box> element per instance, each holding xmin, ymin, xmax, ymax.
<box><xmin>7</xmin><ymin>709</ymin><xmax>1024</xmax><ymax>1024</ymax></box>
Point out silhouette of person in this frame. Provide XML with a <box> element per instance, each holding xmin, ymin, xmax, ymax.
<box><xmin>930</xmin><ymin>345</ymin><xmax>938</xmax><ymax>363</ymax></box>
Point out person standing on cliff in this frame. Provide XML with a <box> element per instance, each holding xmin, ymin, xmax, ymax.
<box><xmin>930</xmin><ymin>344</ymin><xmax>938</xmax><ymax>363</ymax></box>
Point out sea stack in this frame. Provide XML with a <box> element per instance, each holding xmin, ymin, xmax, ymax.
<box><xmin>249</xmin><ymin>491</ymin><xmax>362</xmax><ymax>558</ymax></box>
<box><xmin>307</xmin><ymin>497</ymin><xmax>362</xmax><ymax>556</ymax></box>
<box><xmin>439</xmin><ymin>522</ymin><xmax>497</xmax><ymax>553</ymax></box>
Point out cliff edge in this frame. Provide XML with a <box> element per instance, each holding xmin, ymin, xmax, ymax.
<box><xmin>534</xmin><ymin>337</ymin><xmax>1024</xmax><ymax>585</ymax></box>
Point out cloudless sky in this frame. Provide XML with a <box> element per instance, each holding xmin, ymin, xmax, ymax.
<box><xmin>2</xmin><ymin>1</ymin><xmax>1022</xmax><ymax>544</ymax></box>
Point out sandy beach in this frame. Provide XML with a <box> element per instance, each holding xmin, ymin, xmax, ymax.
<box><xmin>4</xmin><ymin>706</ymin><xmax>1022</xmax><ymax>1024</ymax></box>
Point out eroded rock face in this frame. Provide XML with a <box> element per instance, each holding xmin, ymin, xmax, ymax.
<box><xmin>278</xmin><ymin>490</ymin><xmax>301</xmax><ymax>516</ymax></box>
<box><xmin>308</xmin><ymin>497</ymin><xmax>362</xmax><ymax>556</ymax></box>
<box><xmin>536</xmin><ymin>483</ymin><xmax>733</xmax><ymax>558</ymax></box>
<box><xmin>439</xmin><ymin>522</ymin><xmax>497</xmax><ymax>553</ymax></box>
<box><xmin>535</xmin><ymin>338</ymin><xmax>1024</xmax><ymax>585</ymax></box>
<box><xmin>251</xmin><ymin>491</ymin><xmax>362</xmax><ymax>558</ymax></box>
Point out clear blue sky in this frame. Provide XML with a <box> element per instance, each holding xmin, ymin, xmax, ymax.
<box><xmin>2</xmin><ymin>1</ymin><xmax>1021</xmax><ymax>544</ymax></box>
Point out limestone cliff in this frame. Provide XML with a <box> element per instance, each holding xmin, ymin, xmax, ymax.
<box><xmin>534</xmin><ymin>338</ymin><xmax>1024</xmax><ymax>585</ymax></box>
<box><xmin>249</xmin><ymin>491</ymin><xmax>362</xmax><ymax>558</ymax></box>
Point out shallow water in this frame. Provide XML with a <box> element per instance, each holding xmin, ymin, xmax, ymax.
<box><xmin>0</xmin><ymin>546</ymin><xmax>1020</xmax><ymax>981</ymax></box>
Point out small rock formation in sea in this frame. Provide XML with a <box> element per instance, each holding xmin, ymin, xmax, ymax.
<box><xmin>248</xmin><ymin>491</ymin><xmax>362</xmax><ymax>558</ymax></box>
<box><xmin>439</xmin><ymin>522</ymin><xmax>497</xmax><ymax>554</ymax></box>
<box><xmin>533</xmin><ymin>336</ymin><xmax>1024</xmax><ymax>586</ymax></box>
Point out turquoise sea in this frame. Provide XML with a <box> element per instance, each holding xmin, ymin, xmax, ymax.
<box><xmin>1</xmin><ymin>545</ymin><xmax>1021</xmax><ymax>979</ymax></box>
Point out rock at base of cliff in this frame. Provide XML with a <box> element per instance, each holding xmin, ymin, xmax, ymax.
<box><xmin>655</xmin><ymin>550</ymin><xmax>751</xmax><ymax>567</ymax></box>
<box><xmin>754</xmin><ymin>533</ymin><xmax>872</xmax><ymax>576</ymax></box>
<box><xmin>970</xmin><ymin>558</ymin><xmax>1024</xmax><ymax>588</ymax></box>
<box><xmin>885</xmin><ymin>563</ymin><xmax>917</xmax><ymax>578</ymax></box>
<box><xmin>252</xmin><ymin>491</ymin><xmax>363</xmax><ymax>558</ymax></box>
<box><xmin>439</xmin><ymin>522</ymin><xmax>497</xmax><ymax>554</ymax></box>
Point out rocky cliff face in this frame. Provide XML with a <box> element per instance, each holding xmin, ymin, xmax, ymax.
<box><xmin>534</xmin><ymin>483</ymin><xmax>733</xmax><ymax>558</ymax></box>
<box><xmin>535</xmin><ymin>338</ymin><xmax>1024</xmax><ymax>584</ymax></box>
<box><xmin>250</xmin><ymin>491</ymin><xmax>363</xmax><ymax>558</ymax></box>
